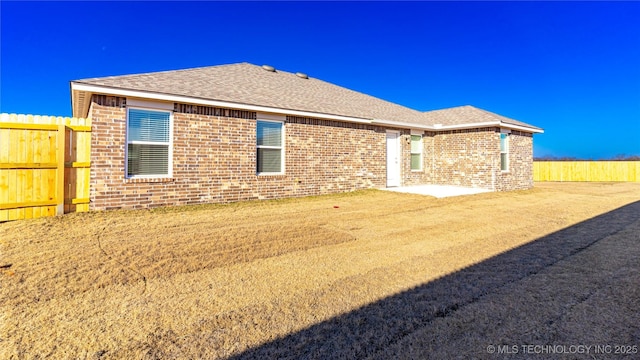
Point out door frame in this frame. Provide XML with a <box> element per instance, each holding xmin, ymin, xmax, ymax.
<box><xmin>386</xmin><ymin>130</ymin><xmax>401</xmax><ymax>187</ymax></box>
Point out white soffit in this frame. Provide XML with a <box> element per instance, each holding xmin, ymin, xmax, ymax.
<box><xmin>71</xmin><ymin>82</ymin><xmax>543</xmax><ymax>134</ymax></box>
<box><xmin>70</xmin><ymin>83</ymin><xmax>372</xmax><ymax>125</ymax></box>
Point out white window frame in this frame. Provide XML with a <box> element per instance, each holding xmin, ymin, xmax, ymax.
<box><xmin>125</xmin><ymin>105</ymin><xmax>174</xmax><ymax>179</ymax></box>
<box><xmin>500</xmin><ymin>129</ymin><xmax>510</xmax><ymax>173</ymax></box>
<box><xmin>256</xmin><ymin>118</ymin><xmax>285</xmax><ymax>175</ymax></box>
<box><xmin>410</xmin><ymin>130</ymin><xmax>423</xmax><ymax>172</ymax></box>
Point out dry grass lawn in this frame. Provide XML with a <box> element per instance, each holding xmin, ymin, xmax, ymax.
<box><xmin>1</xmin><ymin>182</ymin><xmax>639</xmax><ymax>359</ymax></box>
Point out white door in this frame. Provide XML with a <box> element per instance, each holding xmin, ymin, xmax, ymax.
<box><xmin>386</xmin><ymin>131</ymin><xmax>401</xmax><ymax>187</ymax></box>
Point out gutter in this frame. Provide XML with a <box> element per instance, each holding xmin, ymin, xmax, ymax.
<box><xmin>373</xmin><ymin>119</ymin><xmax>543</xmax><ymax>134</ymax></box>
<box><xmin>71</xmin><ymin>82</ymin><xmax>544</xmax><ymax>134</ymax></box>
<box><xmin>71</xmin><ymin>82</ymin><xmax>373</xmax><ymax>125</ymax></box>
<box><xmin>432</xmin><ymin>121</ymin><xmax>544</xmax><ymax>134</ymax></box>
<box><xmin>371</xmin><ymin>118</ymin><xmax>433</xmax><ymax>131</ymax></box>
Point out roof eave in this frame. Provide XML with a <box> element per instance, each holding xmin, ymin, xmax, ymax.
<box><xmin>434</xmin><ymin>121</ymin><xmax>543</xmax><ymax>133</ymax></box>
<box><xmin>70</xmin><ymin>82</ymin><xmax>374</xmax><ymax>125</ymax></box>
<box><xmin>371</xmin><ymin>118</ymin><xmax>433</xmax><ymax>130</ymax></box>
<box><xmin>70</xmin><ymin>82</ymin><xmax>544</xmax><ymax>134</ymax></box>
<box><xmin>499</xmin><ymin>122</ymin><xmax>544</xmax><ymax>133</ymax></box>
<box><xmin>70</xmin><ymin>82</ymin><xmax>93</xmax><ymax>118</ymax></box>
<box><xmin>374</xmin><ymin>119</ymin><xmax>543</xmax><ymax>133</ymax></box>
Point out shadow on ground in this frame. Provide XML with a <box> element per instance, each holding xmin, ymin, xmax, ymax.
<box><xmin>231</xmin><ymin>201</ymin><xmax>640</xmax><ymax>359</ymax></box>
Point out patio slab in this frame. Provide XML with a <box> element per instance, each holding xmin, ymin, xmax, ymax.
<box><xmin>381</xmin><ymin>184</ymin><xmax>491</xmax><ymax>198</ymax></box>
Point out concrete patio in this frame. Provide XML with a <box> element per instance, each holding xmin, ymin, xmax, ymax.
<box><xmin>381</xmin><ymin>184</ymin><xmax>491</xmax><ymax>198</ymax></box>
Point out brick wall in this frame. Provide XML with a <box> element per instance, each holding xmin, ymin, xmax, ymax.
<box><xmin>495</xmin><ymin>130</ymin><xmax>534</xmax><ymax>191</ymax></box>
<box><xmin>285</xmin><ymin>116</ymin><xmax>387</xmax><ymax>195</ymax></box>
<box><xmin>89</xmin><ymin>96</ymin><xmax>388</xmax><ymax>210</ymax></box>
<box><xmin>429</xmin><ymin>128</ymin><xmax>533</xmax><ymax>191</ymax></box>
<box><xmin>401</xmin><ymin>131</ymin><xmax>434</xmax><ymax>186</ymax></box>
<box><xmin>431</xmin><ymin>128</ymin><xmax>497</xmax><ymax>189</ymax></box>
<box><xmin>89</xmin><ymin>95</ymin><xmax>534</xmax><ymax>210</ymax></box>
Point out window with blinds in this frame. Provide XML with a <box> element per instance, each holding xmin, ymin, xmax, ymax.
<box><xmin>126</xmin><ymin>108</ymin><xmax>171</xmax><ymax>177</ymax></box>
<box><xmin>500</xmin><ymin>133</ymin><xmax>509</xmax><ymax>171</ymax></box>
<box><xmin>410</xmin><ymin>134</ymin><xmax>423</xmax><ymax>171</ymax></box>
<box><xmin>257</xmin><ymin>120</ymin><xmax>283</xmax><ymax>174</ymax></box>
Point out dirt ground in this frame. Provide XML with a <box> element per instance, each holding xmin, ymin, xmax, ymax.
<box><xmin>1</xmin><ymin>182</ymin><xmax>639</xmax><ymax>359</ymax></box>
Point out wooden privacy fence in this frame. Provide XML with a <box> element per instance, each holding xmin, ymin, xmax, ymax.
<box><xmin>0</xmin><ymin>113</ymin><xmax>91</xmax><ymax>221</ymax></box>
<box><xmin>534</xmin><ymin>161</ymin><xmax>640</xmax><ymax>182</ymax></box>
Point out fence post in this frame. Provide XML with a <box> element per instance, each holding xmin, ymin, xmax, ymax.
<box><xmin>56</xmin><ymin>124</ymin><xmax>65</xmax><ymax>215</ymax></box>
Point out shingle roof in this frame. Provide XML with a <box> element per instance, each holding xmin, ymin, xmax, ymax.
<box><xmin>72</xmin><ymin>62</ymin><xmax>541</xmax><ymax>131</ymax></box>
<box><xmin>423</xmin><ymin>105</ymin><xmax>542</xmax><ymax>130</ymax></box>
<box><xmin>73</xmin><ymin>62</ymin><xmax>428</xmax><ymax>124</ymax></box>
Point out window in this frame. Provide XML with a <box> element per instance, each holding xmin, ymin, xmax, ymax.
<box><xmin>410</xmin><ymin>134</ymin><xmax>423</xmax><ymax>171</ymax></box>
<box><xmin>126</xmin><ymin>108</ymin><xmax>172</xmax><ymax>177</ymax></box>
<box><xmin>257</xmin><ymin>120</ymin><xmax>284</xmax><ymax>173</ymax></box>
<box><xmin>500</xmin><ymin>133</ymin><xmax>509</xmax><ymax>171</ymax></box>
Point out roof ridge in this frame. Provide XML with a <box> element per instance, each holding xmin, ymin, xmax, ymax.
<box><xmin>74</xmin><ymin>62</ymin><xmax>253</xmax><ymax>82</ymax></box>
<box><xmin>423</xmin><ymin>105</ymin><xmax>471</xmax><ymax>113</ymax></box>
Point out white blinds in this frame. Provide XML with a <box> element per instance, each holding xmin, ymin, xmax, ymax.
<box><xmin>128</xmin><ymin>108</ymin><xmax>170</xmax><ymax>142</ymax></box>
<box><xmin>127</xmin><ymin>108</ymin><xmax>171</xmax><ymax>177</ymax></box>
<box><xmin>257</xmin><ymin>121</ymin><xmax>283</xmax><ymax>173</ymax></box>
<box><xmin>257</xmin><ymin>121</ymin><xmax>282</xmax><ymax>147</ymax></box>
<box><xmin>411</xmin><ymin>135</ymin><xmax>421</xmax><ymax>153</ymax></box>
<box><xmin>128</xmin><ymin>144</ymin><xmax>169</xmax><ymax>176</ymax></box>
<box><xmin>500</xmin><ymin>133</ymin><xmax>508</xmax><ymax>152</ymax></box>
<box><xmin>257</xmin><ymin>148</ymin><xmax>282</xmax><ymax>173</ymax></box>
<box><xmin>411</xmin><ymin>135</ymin><xmax>422</xmax><ymax>170</ymax></box>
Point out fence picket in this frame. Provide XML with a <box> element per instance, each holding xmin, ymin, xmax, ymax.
<box><xmin>534</xmin><ymin>161</ymin><xmax>640</xmax><ymax>182</ymax></box>
<box><xmin>0</xmin><ymin>113</ymin><xmax>91</xmax><ymax>221</ymax></box>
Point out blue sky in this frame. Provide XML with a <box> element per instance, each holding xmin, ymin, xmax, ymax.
<box><xmin>1</xmin><ymin>1</ymin><xmax>639</xmax><ymax>159</ymax></box>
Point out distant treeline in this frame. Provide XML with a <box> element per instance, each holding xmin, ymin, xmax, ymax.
<box><xmin>534</xmin><ymin>155</ymin><xmax>640</xmax><ymax>161</ymax></box>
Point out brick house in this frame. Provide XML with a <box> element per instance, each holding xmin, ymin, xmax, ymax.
<box><xmin>69</xmin><ymin>63</ymin><xmax>542</xmax><ymax>210</ymax></box>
